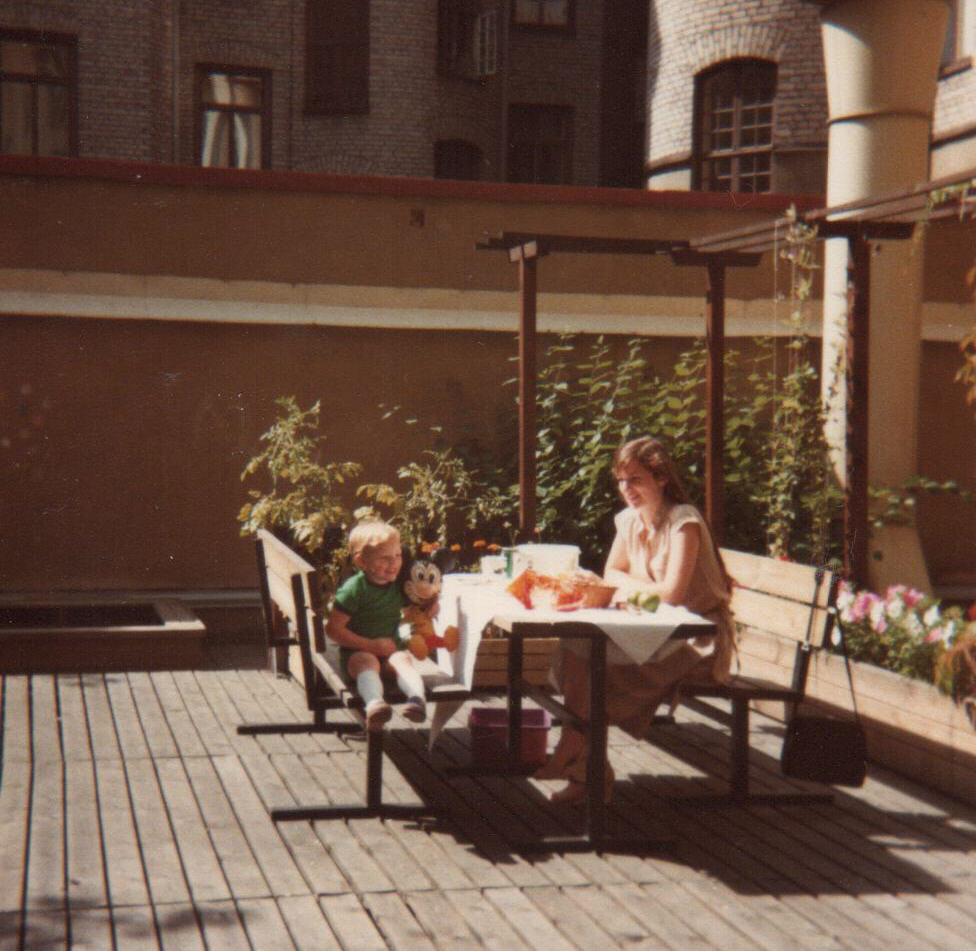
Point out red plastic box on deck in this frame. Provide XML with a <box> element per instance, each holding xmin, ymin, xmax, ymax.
<box><xmin>468</xmin><ymin>706</ymin><xmax>551</xmax><ymax>766</ymax></box>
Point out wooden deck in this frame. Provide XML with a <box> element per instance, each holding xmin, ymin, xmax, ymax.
<box><xmin>3</xmin><ymin>645</ymin><xmax>976</xmax><ymax>951</ymax></box>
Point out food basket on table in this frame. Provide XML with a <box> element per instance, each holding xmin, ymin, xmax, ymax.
<box><xmin>507</xmin><ymin>568</ymin><xmax>617</xmax><ymax>611</ymax></box>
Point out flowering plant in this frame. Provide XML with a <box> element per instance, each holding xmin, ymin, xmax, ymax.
<box><xmin>836</xmin><ymin>581</ymin><xmax>976</xmax><ymax>699</ymax></box>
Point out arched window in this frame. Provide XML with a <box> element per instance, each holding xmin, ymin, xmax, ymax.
<box><xmin>694</xmin><ymin>59</ymin><xmax>776</xmax><ymax>194</ymax></box>
<box><xmin>434</xmin><ymin>139</ymin><xmax>483</xmax><ymax>180</ymax></box>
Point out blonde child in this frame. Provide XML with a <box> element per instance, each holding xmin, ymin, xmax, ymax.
<box><xmin>326</xmin><ymin>520</ymin><xmax>427</xmax><ymax>730</ymax></box>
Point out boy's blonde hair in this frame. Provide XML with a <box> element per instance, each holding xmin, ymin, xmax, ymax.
<box><xmin>348</xmin><ymin>519</ymin><xmax>400</xmax><ymax>557</ymax></box>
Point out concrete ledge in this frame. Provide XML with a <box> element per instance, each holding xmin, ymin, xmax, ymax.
<box><xmin>0</xmin><ymin>596</ymin><xmax>207</xmax><ymax>673</ymax></box>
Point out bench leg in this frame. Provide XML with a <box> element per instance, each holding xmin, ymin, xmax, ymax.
<box><xmin>662</xmin><ymin>696</ymin><xmax>835</xmax><ymax>807</ymax></box>
<box><xmin>729</xmin><ymin>698</ymin><xmax>750</xmax><ymax>801</ymax></box>
<box><xmin>270</xmin><ymin>729</ymin><xmax>437</xmax><ymax>822</ymax></box>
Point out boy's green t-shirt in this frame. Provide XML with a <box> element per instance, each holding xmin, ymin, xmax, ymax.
<box><xmin>333</xmin><ymin>570</ymin><xmax>403</xmax><ymax>640</ymax></box>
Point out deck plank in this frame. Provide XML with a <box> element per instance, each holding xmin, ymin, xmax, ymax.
<box><xmin>194</xmin><ymin>899</ymin><xmax>255</xmax><ymax>951</ymax></box>
<box><xmin>362</xmin><ymin>891</ymin><xmax>438</xmax><ymax>951</ymax></box>
<box><xmin>277</xmin><ymin>895</ymin><xmax>345</xmax><ymax>951</ymax></box>
<box><xmin>182</xmin><ymin>755</ymin><xmax>274</xmax><ymax>899</ymax></box>
<box><xmin>126</xmin><ymin>672</ymin><xmax>179</xmax><ymax>760</ymax></box>
<box><xmin>210</xmin><ymin>753</ymin><xmax>310</xmax><ymax>897</ymax></box>
<box><xmin>110</xmin><ymin>903</ymin><xmax>160</xmax><ymax>951</ymax></box>
<box><xmin>124</xmin><ymin>756</ymin><xmax>192</xmax><ymax>905</ymax></box>
<box><xmin>155</xmin><ymin>756</ymin><xmax>232</xmax><ymax>903</ymax></box>
<box><xmin>318</xmin><ymin>893</ymin><xmax>389</xmax><ymax>951</ymax></box>
<box><xmin>482</xmin><ymin>886</ymin><xmax>581</xmax><ymax>951</ymax></box>
<box><xmin>0</xmin><ymin>754</ymin><xmax>29</xmax><ymax>916</ymax></box>
<box><xmin>244</xmin><ymin>751</ymin><xmax>350</xmax><ymax>896</ymax></box>
<box><xmin>65</xmin><ymin>757</ymin><xmax>107</xmax><ymax>912</ymax></box>
<box><xmin>171</xmin><ymin>669</ymin><xmax>236</xmax><ymax>757</ymax></box>
<box><xmin>101</xmin><ymin>672</ymin><xmax>150</xmax><ymax>760</ymax></box>
<box><xmin>93</xmin><ymin>757</ymin><xmax>153</xmax><ymax>908</ymax></box>
<box><xmin>150</xmin><ymin>671</ymin><xmax>208</xmax><ymax>759</ymax></box>
<box><xmin>23</xmin><ymin>754</ymin><xmax>67</xmax><ymax>946</ymax></box>
<box><xmin>442</xmin><ymin>888</ymin><xmax>533</xmax><ymax>951</ymax></box>
<box><xmin>57</xmin><ymin>675</ymin><xmax>91</xmax><ymax>762</ymax></box>
<box><xmin>236</xmin><ymin>896</ymin><xmax>300</xmax><ymax>951</ymax></box>
<box><xmin>67</xmin><ymin>905</ymin><xmax>115</xmax><ymax>951</ymax></box>
<box><xmin>402</xmin><ymin>889</ymin><xmax>485</xmax><ymax>951</ymax></box>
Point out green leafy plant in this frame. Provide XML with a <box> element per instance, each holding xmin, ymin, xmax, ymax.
<box><xmin>238</xmin><ymin>396</ymin><xmax>362</xmax><ymax>590</ymax></box>
<box><xmin>358</xmin><ymin>446</ymin><xmax>513</xmax><ymax>557</ymax></box>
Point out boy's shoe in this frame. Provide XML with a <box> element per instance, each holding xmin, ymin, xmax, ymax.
<box><xmin>364</xmin><ymin>698</ymin><xmax>392</xmax><ymax>732</ymax></box>
<box><xmin>402</xmin><ymin>696</ymin><xmax>427</xmax><ymax>724</ymax></box>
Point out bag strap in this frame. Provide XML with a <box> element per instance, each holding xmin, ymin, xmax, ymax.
<box><xmin>833</xmin><ymin>611</ymin><xmax>861</xmax><ymax>721</ymax></box>
<box><xmin>792</xmin><ymin>568</ymin><xmax>861</xmax><ymax>723</ymax></box>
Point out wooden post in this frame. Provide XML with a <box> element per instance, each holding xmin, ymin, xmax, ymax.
<box><xmin>845</xmin><ymin>234</ymin><xmax>870</xmax><ymax>587</ymax></box>
<box><xmin>705</xmin><ymin>261</ymin><xmax>726</xmax><ymax>542</ymax></box>
<box><xmin>512</xmin><ymin>242</ymin><xmax>539</xmax><ymax>541</ymax></box>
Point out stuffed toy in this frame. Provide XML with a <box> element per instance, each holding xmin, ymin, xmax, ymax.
<box><xmin>399</xmin><ymin>550</ymin><xmax>460</xmax><ymax>661</ymax></box>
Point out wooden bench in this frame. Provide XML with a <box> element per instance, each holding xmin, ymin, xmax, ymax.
<box><xmin>665</xmin><ymin>547</ymin><xmax>841</xmax><ymax>804</ymax></box>
<box><xmin>238</xmin><ymin>528</ymin><xmax>469</xmax><ymax>821</ymax></box>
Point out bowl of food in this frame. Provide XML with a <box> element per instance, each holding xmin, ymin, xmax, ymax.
<box><xmin>508</xmin><ymin>569</ymin><xmax>617</xmax><ymax>611</ymax></box>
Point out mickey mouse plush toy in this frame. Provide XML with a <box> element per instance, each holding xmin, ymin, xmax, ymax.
<box><xmin>399</xmin><ymin>548</ymin><xmax>460</xmax><ymax>661</ymax></box>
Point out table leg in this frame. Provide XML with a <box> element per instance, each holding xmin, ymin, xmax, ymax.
<box><xmin>585</xmin><ymin>633</ymin><xmax>607</xmax><ymax>846</ymax></box>
<box><xmin>508</xmin><ymin>630</ymin><xmax>523</xmax><ymax>764</ymax></box>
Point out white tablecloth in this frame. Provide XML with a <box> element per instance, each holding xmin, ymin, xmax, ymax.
<box><xmin>437</xmin><ymin>574</ymin><xmax>710</xmax><ymax>687</ymax></box>
<box><xmin>425</xmin><ymin>574</ymin><xmax>713</xmax><ymax>746</ymax></box>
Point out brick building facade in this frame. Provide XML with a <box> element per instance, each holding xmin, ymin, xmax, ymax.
<box><xmin>0</xmin><ymin>0</ymin><xmax>623</xmax><ymax>185</ymax></box>
<box><xmin>0</xmin><ymin>1</ymin><xmax>973</xmax><ymax>189</ymax></box>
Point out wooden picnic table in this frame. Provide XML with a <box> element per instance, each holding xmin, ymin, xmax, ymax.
<box><xmin>440</xmin><ymin>575</ymin><xmax>714</xmax><ymax>852</ymax></box>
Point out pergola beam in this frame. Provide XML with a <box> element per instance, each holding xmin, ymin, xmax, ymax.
<box><xmin>478</xmin><ymin>232</ymin><xmax>763</xmax><ymax>545</ymax></box>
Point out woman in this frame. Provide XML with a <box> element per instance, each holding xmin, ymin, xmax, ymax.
<box><xmin>535</xmin><ymin>436</ymin><xmax>735</xmax><ymax>803</ymax></box>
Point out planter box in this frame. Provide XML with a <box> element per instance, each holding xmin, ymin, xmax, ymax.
<box><xmin>0</xmin><ymin>597</ymin><xmax>206</xmax><ymax>673</ymax></box>
<box><xmin>471</xmin><ymin>636</ymin><xmax>558</xmax><ymax>688</ymax></box>
<box><xmin>801</xmin><ymin>652</ymin><xmax>976</xmax><ymax>807</ymax></box>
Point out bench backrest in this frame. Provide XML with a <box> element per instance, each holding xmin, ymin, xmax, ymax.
<box><xmin>719</xmin><ymin>547</ymin><xmax>838</xmax><ymax>688</ymax></box>
<box><xmin>255</xmin><ymin>528</ymin><xmax>324</xmax><ymax>708</ymax></box>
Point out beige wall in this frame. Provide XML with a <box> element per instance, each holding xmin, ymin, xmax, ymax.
<box><xmin>1</xmin><ymin>159</ymin><xmax>974</xmax><ymax>594</ymax></box>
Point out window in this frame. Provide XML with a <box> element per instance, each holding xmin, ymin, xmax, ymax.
<box><xmin>306</xmin><ymin>0</ymin><xmax>369</xmax><ymax>114</ymax></box>
<box><xmin>0</xmin><ymin>31</ymin><xmax>76</xmax><ymax>156</ymax></box>
<box><xmin>507</xmin><ymin>104</ymin><xmax>573</xmax><ymax>184</ymax></box>
<box><xmin>434</xmin><ymin>139</ymin><xmax>483</xmax><ymax>180</ymax></box>
<box><xmin>942</xmin><ymin>1</ymin><xmax>974</xmax><ymax>66</ymax></box>
<box><xmin>513</xmin><ymin>0</ymin><xmax>573</xmax><ymax>30</ymax></box>
<box><xmin>439</xmin><ymin>2</ymin><xmax>498</xmax><ymax>79</ymax></box>
<box><xmin>694</xmin><ymin>59</ymin><xmax>776</xmax><ymax>194</ymax></box>
<box><xmin>197</xmin><ymin>68</ymin><xmax>269</xmax><ymax>169</ymax></box>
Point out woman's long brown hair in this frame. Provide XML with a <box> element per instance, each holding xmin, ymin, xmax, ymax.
<box><xmin>612</xmin><ymin>437</ymin><xmax>733</xmax><ymax>593</ymax></box>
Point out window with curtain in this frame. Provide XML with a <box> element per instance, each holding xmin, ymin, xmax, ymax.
<box><xmin>507</xmin><ymin>104</ymin><xmax>573</xmax><ymax>184</ymax></box>
<box><xmin>694</xmin><ymin>59</ymin><xmax>776</xmax><ymax>194</ymax></box>
<box><xmin>306</xmin><ymin>0</ymin><xmax>370</xmax><ymax>114</ymax></box>
<box><xmin>0</xmin><ymin>31</ymin><xmax>75</xmax><ymax>156</ymax></box>
<box><xmin>197</xmin><ymin>68</ymin><xmax>269</xmax><ymax>169</ymax></box>
<box><xmin>438</xmin><ymin>1</ymin><xmax>498</xmax><ymax>79</ymax></box>
<box><xmin>434</xmin><ymin>139</ymin><xmax>483</xmax><ymax>179</ymax></box>
<box><xmin>512</xmin><ymin>0</ymin><xmax>573</xmax><ymax>29</ymax></box>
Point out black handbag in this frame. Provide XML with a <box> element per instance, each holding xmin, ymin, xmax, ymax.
<box><xmin>780</xmin><ymin>618</ymin><xmax>867</xmax><ymax>787</ymax></box>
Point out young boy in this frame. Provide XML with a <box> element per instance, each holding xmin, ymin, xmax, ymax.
<box><xmin>326</xmin><ymin>519</ymin><xmax>427</xmax><ymax>731</ymax></box>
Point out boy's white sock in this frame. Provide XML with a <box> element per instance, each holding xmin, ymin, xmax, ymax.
<box><xmin>389</xmin><ymin>651</ymin><xmax>425</xmax><ymax>699</ymax></box>
<box><xmin>355</xmin><ymin>669</ymin><xmax>384</xmax><ymax>706</ymax></box>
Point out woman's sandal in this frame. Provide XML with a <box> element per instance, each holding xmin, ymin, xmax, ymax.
<box><xmin>549</xmin><ymin>765</ymin><xmax>615</xmax><ymax>805</ymax></box>
<box><xmin>533</xmin><ymin>737</ymin><xmax>585</xmax><ymax>780</ymax></box>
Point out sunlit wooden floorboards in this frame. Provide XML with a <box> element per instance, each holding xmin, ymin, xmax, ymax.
<box><xmin>2</xmin><ymin>646</ymin><xmax>976</xmax><ymax>950</ymax></box>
